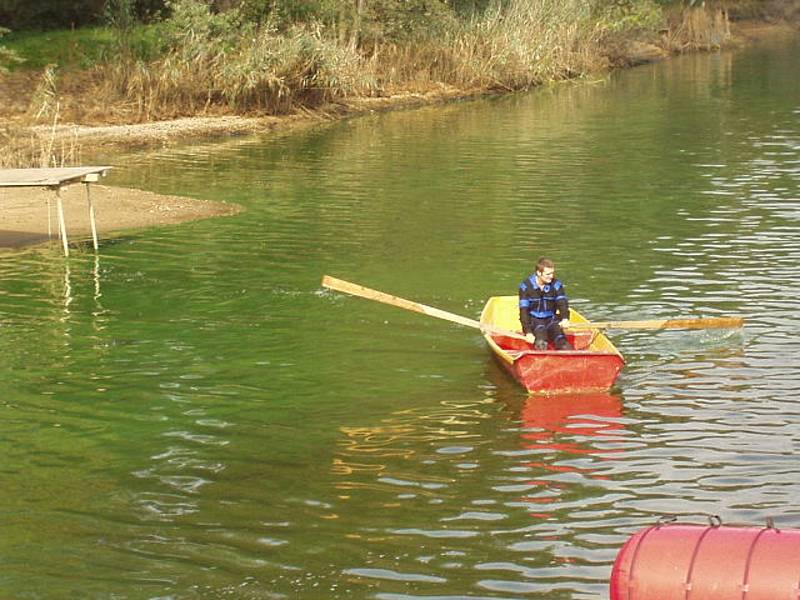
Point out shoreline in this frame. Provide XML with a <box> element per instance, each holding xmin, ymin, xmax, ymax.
<box><xmin>16</xmin><ymin>19</ymin><xmax>794</xmax><ymax>153</ymax></box>
<box><xmin>25</xmin><ymin>21</ymin><xmax>799</xmax><ymax>151</ymax></box>
<box><xmin>34</xmin><ymin>86</ymin><xmax>492</xmax><ymax>150</ymax></box>
<box><xmin>0</xmin><ymin>18</ymin><xmax>797</xmax><ymax>253</ymax></box>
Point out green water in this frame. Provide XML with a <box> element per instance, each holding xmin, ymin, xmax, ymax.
<box><xmin>1</xmin><ymin>34</ymin><xmax>799</xmax><ymax>599</ymax></box>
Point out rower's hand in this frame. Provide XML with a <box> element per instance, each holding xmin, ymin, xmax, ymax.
<box><xmin>560</xmin><ymin>319</ymin><xmax>571</xmax><ymax>328</ymax></box>
<box><xmin>525</xmin><ymin>333</ymin><xmax>535</xmax><ymax>343</ymax></box>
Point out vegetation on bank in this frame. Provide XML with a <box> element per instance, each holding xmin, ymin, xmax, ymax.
<box><xmin>0</xmin><ymin>0</ymin><xmax>798</xmax><ymax>168</ymax></box>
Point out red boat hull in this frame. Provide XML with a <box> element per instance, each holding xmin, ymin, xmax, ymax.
<box><xmin>481</xmin><ymin>297</ymin><xmax>625</xmax><ymax>394</ymax></box>
<box><xmin>508</xmin><ymin>349</ymin><xmax>624</xmax><ymax>394</ymax></box>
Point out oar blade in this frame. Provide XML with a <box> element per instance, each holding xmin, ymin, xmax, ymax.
<box><xmin>566</xmin><ymin>316</ymin><xmax>745</xmax><ymax>331</ymax></box>
<box><xmin>664</xmin><ymin>316</ymin><xmax>745</xmax><ymax>330</ymax></box>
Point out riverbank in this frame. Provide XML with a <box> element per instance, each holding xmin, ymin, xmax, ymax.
<box><xmin>0</xmin><ymin>13</ymin><xmax>797</xmax><ymax>252</ymax></box>
<box><xmin>8</xmin><ymin>17</ymin><xmax>797</xmax><ymax>152</ymax></box>
<box><xmin>34</xmin><ymin>86</ymin><xmax>486</xmax><ymax>148</ymax></box>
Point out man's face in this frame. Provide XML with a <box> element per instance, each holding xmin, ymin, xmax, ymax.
<box><xmin>537</xmin><ymin>267</ymin><xmax>555</xmax><ymax>285</ymax></box>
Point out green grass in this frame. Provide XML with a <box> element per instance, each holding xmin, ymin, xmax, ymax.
<box><xmin>3</xmin><ymin>26</ymin><xmax>163</xmax><ymax>71</ymax></box>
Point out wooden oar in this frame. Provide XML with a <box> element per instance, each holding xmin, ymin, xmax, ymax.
<box><xmin>322</xmin><ymin>275</ymin><xmax>530</xmax><ymax>342</ymax></box>
<box><xmin>322</xmin><ymin>275</ymin><xmax>744</xmax><ymax>336</ymax></box>
<box><xmin>565</xmin><ymin>316</ymin><xmax>744</xmax><ymax>331</ymax></box>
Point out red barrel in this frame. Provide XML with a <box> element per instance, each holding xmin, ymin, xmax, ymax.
<box><xmin>610</xmin><ymin>520</ymin><xmax>800</xmax><ymax>599</ymax></box>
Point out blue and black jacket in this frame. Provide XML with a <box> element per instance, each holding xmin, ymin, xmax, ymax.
<box><xmin>518</xmin><ymin>274</ymin><xmax>570</xmax><ymax>334</ymax></box>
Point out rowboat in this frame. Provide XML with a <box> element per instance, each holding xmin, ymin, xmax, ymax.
<box><xmin>321</xmin><ymin>277</ymin><xmax>739</xmax><ymax>393</ymax></box>
<box><xmin>480</xmin><ymin>296</ymin><xmax>625</xmax><ymax>394</ymax></box>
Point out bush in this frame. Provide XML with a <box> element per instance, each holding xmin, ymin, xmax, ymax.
<box><xmin>237</xmin><ymin>0</ymin><xmax>340</xmax><ymax>29</ymax></box>
<box><xmin>593</xmin><ymin>0</ymin><xmax>664</xmax><ymax>33</ymax></box>
<box><xmin>362</xmin><ymin>0</ymin><xmax>455</xmax><ymax>43</ymax></box>
<box><xmin>159</xmin><ymin>0</ymin><xmax>247</xmax><ymax>52</ymax></box>
<box><xmin>0</xmin><ymin>0</ymin><xmax>106</xmax><ymax>30</ymax></box>
<box><xmin>0</xmin><ymin>0</ymin><xmax>168</xmax><ymax>30</ymax></box>
<box><xmin>97</xmin><ymin>0</ymin><xmax>374</xmax><ymax>118</ymax></box>
<box><xmin>0</xmin><ymin>26</ymin><xmax>22</xmax><ymax>72</ymax></box>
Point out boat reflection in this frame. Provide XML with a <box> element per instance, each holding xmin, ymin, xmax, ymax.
<box><xmin>518</xmin><ymin>392</ymin><xmax>627</xmax><ymax>518</ymax></box>
<box><xmin>521</xmin><ymin>392</ymin><xmax>625</xmax><ymax>454</ymax></box>
<box><xmin>332</xmin><ymin>397</ymin><xmax>494</xmax><ymax>495</ymax></box>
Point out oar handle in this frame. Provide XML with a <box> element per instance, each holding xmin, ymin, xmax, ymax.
<box><xmin>322</xmin><ymin>275</ymin><xmax>531</xmax><ymax>343</ymax></box>
<box><xmin>480</xmin><ymin>324</ymin><xmax>531</xmax><ymax>342</ymax></box>
<box><xmin>322</xmin><ymin>276</ymin><xmax>745</xmax><ymax>337</ymax></box>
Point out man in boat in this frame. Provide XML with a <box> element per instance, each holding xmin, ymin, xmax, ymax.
<box><xmin>518</xmin><ymin>257</ymin><xmax>574</xmax><ymax>351</ymax></box>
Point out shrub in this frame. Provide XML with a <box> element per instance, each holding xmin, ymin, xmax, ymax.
<box><xmin>0</xmin><ymin>0</ymin><xmax>106</xmax><ymax>30</ymax></box>
<box><xmin>0</xmin><ymin>26</ymin><xmax>22</xmax><ymax>72</ymax></box>
<box><xmin>97</xmin><ymin>0</ymin><xmax>374</xmax><ymax>118</ymax></box>
<box><xmin>417</xmin><ymin>0</ymin><xmax>604</xmax><ymax>90</ymax></box>
<box><xmin>237</xmin><ymin>0</ymin><xmax>340</xmax><ymax>29</ymax></box>
<box><xmin>593</xmin><ymin>0</ymin><xmax>664</xmax><ymax>33</ymax></box>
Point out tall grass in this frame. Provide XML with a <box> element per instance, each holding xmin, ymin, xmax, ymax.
<box><xmin>434</xmin><ymin>0</ymin><xmax>603</xmax><ymax>90</ymax></box>
<box><xmin>662</xmin><ymin>5</ymin><xmax>731</xmax><ymax>51</ymax></box>
<box><xmin>0</xmin><ymin>119</ymin><xmax>82</xmax><ymax>169</ymax></box>
<box><xmin>0</xmin><ymin>66</ymin><xmax>82</xmax><ymax>168</ymax></box>
<box><xmin>21</xmin><ymin>0</ymin><xmax>747</xmax><ymax>122</ymax></box>
<box><xmin>26</xmin><ymin>64</ymin><xmax>60</xmax><ymax>120</ymax></box>
<box><xmin>94</xmin><ymin>0</ymin><xmax>610</xmax><ymax>118</ymax></box>
<box><xmin>95</xmin><ymin>1</ymin><xmax>375</xmax><ymax>120</ymax></box>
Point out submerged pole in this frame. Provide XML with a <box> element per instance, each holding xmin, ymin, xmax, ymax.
<box><xmin>55</xmin><ymin>186</ymin><xmax>69</xmax><ymax>257</ymax></box>
<box><xmin>84</xmin><ymin>182</ymin><xmax>99</xmax><ymax>251</ymax></box>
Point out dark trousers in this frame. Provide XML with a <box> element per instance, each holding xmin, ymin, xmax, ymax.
<box><xmin>532</xmin><ymin>317</ymin><xmax>573</xmax><ymax>351</ymax></box>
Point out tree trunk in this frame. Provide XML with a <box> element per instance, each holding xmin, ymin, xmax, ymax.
<box><xmin>353</xmin><ymin>0</ymin><xmax>366</xmax><ymax>48</ymax></box>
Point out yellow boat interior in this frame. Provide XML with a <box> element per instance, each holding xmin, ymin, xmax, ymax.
<box><xmin>480</xmin><ymin>296</ymin><xmax>622</xmax><ymax>361</ymax></box>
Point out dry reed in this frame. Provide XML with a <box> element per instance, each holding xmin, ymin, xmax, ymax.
<box><xmin>662</xmin><ymin>6</ymin><xmax>731</xmax><ymax>52</ymax></box>
<box><xmin>1</xmin><ymin>67</ymin><xmax>81</xmax><ymax>168</ymax></box>
<box><xmin>91</xmin><ymin>0</ymin><xmax>610</xmax><ymax>118</ymax></box>
<box><xmin>95</xmin><ymin>18</ymin><xmax>375</xmax><ymax>120</ymax></box>
<box><xmin>0</xmin><ymin>120</ymin><xmax>82</xmax><ymax>169</ymax></box>
<box><xmin>41</xmin><ymin>0</ymin><xmax>743</xmax><ymax>122</ymax></box>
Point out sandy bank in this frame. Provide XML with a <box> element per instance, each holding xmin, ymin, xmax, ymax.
<box><xmin>0</xmin><ymin>183</ymin><xmax>241</xmax><ymax>251</ymax></box>
<box><xmin>31</xmin><ymin>86</ymin><xmax>483</xmax><ymax>149</ymax></box>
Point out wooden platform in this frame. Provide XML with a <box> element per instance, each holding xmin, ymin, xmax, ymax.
<box><xmin>0</xmin><ymin>166</ymin><xmax>112</xmax><ymax>255</ymax></box>
<box><xmin>0</xmin><ymin>167</ymin><xmax>112</xmax><ymax>188</ymax></box>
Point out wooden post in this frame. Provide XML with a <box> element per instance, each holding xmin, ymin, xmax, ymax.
<box><xmin>353</xmin><ymin>0</ymin><xmax>365</xmax><ymax>47</ymax></box>
<box><xmin>47</xmin><ymin>196</ymin><xmax>52</xmax><ymax>239</ymax></box>
<box><xmin>55</xmin><ymin>187</ymin><xmax>69</xmax><ymax>257</ymax></box>
<box><xmin>84</xmin><ymin>182</ymin><xmax>99</xmax><ymax>251</ymax></box>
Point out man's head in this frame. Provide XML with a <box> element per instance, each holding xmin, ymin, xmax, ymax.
<box><xmin>535</xmin><ymin>257</ymin><xmax>555</xmax><ymax>285</ymax></box>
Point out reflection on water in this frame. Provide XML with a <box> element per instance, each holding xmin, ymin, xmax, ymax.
<box><xmin>330</xmin><ymin>391</ymin><xmax>630</xmax><ymax>598</ymax></box>
<box><xmin>334</xmin><ymin>398</ymin><xmax>493</xmax><ymax>494</ymax></box>
<box><xmin>519</xmin><ymin>394</ymin><xmax>626</xmax><ymax>519</ymax></box>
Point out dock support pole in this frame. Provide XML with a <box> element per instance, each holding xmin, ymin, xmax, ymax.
<box><xmin>55</xmin><ymin>187</ymin><xmax>69</xmax><ymax>257</ymax></box>
<box><xmin>47</xmin><ymin>196</ymin><xmax>52</xmax><ymax>239</ymax></box>
<box><xmin>85</xmin><ymin>182</ymin><xmax>99</xmax><ymax>251</ymax></box>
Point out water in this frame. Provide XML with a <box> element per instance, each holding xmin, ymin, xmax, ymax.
<box><xmin>1</xmin><ymin>34</ymin><xmax>799</xmax><ymax>599</ymax></box>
